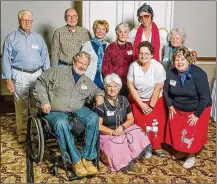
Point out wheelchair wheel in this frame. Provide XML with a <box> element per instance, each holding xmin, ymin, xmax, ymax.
<box><xmin>26</xmin><ymin>144</ymin><xmax>34</xmax><ymax>183</ymax></box>
<box><xmin>27</xmin><ymin>116</ymin><xmax>45</xmax><ymax>163</ymax></box>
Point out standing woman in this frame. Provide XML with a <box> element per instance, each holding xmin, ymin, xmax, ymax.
<box><xmin>161</xmin><ymin>28</ymin><xmax>197</xmax><ymax>71</ymax></box>
<box><xmin>128</xmin><ymin>3</ymin><xmax>160</xmax><ymax>61</ymax></box>
<box><xmin>164</xmin><ymin>47</ymin><xmax>212</xmax><ymax>168</ymax></box>
<box><xmin>102</xmin><ymin>22</ymin><xmax>133</xmax><ymax>97</ymax></box>
<box><xmin>127</xmin><ymin>41</ymin><xmax>167</xmax><ymax>156</ymax></box>
<box><xmin>82</xmin><ymin>20</ymin><xmax>109</xmax><ymax>89</ymax></box>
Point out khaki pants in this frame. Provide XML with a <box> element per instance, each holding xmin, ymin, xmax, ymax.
<box><xmin>12</xmin><ymin>68</ymin><xmax>42</xmax><ymax>135</ymax></box>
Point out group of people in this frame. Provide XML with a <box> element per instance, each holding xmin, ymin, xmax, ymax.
<box><xmin>2</xmin><ymin>2</ymin><xmax>212</xmax><ymax>178</ymax></box>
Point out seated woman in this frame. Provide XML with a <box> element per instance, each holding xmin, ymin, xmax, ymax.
<box><xmin>94</xmin><ymin>73</ymin><xmax>152</xmax><ymax>172</ymax></box>
<box><xmin>163</xmin><ymin>47</ymin><xmax>212</xmax><ymax>168</ymax></box>
<box><xmin>102</xmin><ymin>22</ymin><xmax>133</xmax><ymax>97</ymax></box>
<box><xmin>82</xmin><ymin>20</ymin><xmax>109</xmax><ymax>89</ymax></box>
<box><xmin>161</xmin><ymin>28</ymin><xmax>197</xmax><ymax>71</ymax></box>
<box><xmin>127</xmin><ymin>41</ymin><xmax>167</xmax><ymax>157</ymax></box>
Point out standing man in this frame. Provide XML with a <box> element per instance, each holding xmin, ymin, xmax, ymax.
<box><xmin>51</xmin><ymin>8</ymin><xmax>92</xmax><ymax>66</ymax></box>
<box><xmin>1</xmin><ymin>10</ymin><xmax>50</xmax><ymax>143</ymax></box>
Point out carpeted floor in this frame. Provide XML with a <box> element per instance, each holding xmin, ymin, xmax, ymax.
<box><xmin>1</xmin><ymin>113</ymin><xmax>216</xmax><ymax>183</ymax></box>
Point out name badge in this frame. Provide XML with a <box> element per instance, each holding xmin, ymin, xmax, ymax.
<box><xmin>127</xmin><ymin>50</ymin><xmax>133</xmax><ymax>55</ymax></box>
<box><xmin>81</xmin><ymin>84</ymin><xmax>87</xmax><ymax>89</ymax></box>
<box><xmin>32</xmin><ymin>44</ymin><xmax>38</xmax><ymax>49</ymax></box>
<box><xmin>170</xmin><ymin>79</ymin><xmax>177</xmax><ymax>86</ymax></box>
<box><xmin>107</xmin><ymin>111</ymin><xmax>115</xmax><ymax>116</ymax></box>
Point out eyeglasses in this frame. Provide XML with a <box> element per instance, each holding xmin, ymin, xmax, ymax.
<box><xmin>139</xmin><ymin>14</ymin><xmax>151</xmax><ymax>20</ymax></box>
<box><xmin>21</xmin><ymin>19</ymin><xmax>33</xmax><ymax>23</ymax></box>
<box><xmin>139</xmin><ymin>52</ymin><xmax>151</xmax><ymax>57</ymax></box>
<box><xmin>66</xmin><ymin>15</ymin><xmax>78</xmax><ymax>19</ymax></box>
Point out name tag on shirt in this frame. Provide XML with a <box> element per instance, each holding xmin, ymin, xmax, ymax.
<box><xmin>107</xmin><ymin>111</ymin><xmax>115</xmax><ymax>116</ymax></box>
<box><xmin>127</xmin><ymin>50</ymin><xmax>133</xmax><ymax>55</ymax></box>
<box><xmin>170</xmin><ymin>79</ymin><xmax>177</xmax><ymax>86</ymax></box>
<box><xmin>32</xmin><ymin>44</ymin><xmax>38</xmax><ymax>49</ymax></box>
<box><xmin>81</xmin><ymin>84</ymin><xmax>87</xmax><ymax>89</ymax></box>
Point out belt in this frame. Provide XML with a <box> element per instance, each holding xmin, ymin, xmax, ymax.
<box><xmin>12</xmin><ymin>66</ymin><xmax>41</xmax><ymax>73</ymax></box>
<box><xmin>59</xmin><ymin>60</ymin><xmax>72</xmax><ymax>66</ymax></box>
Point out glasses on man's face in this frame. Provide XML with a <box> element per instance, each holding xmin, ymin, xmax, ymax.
<box><xmin>139</xmin><ymin>14</ymin><xmax>150</xmax><ymax>20</ymax></box>
<box><xmin>66</xmin><ymin>15</ymin><xmax>78</xmax><ymax>19</ymax></box>
<box><xmin>139</xmin><ymin>52</ymin><xmax>151</xmax><ymax>57</ymax></box>
<box><xmin>21</xmin><ymin>19</ymin><xmax>33</xmax><ymax>23</ymax></box>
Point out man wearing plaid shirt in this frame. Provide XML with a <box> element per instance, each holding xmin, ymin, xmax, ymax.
<box><xmin>51</xmin><ymin>8</ymin><xmax>92</xmax><ymax>66</ymax></box>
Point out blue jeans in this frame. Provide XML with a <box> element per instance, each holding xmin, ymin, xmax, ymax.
<box><xmin>43</xmin><ymin>106</ymin><xmax>99</xmax><ymax>163</ymax></box>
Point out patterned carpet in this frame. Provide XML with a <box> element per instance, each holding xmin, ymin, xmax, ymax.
<box><xmin>1</xmin><ymin>113</ymin><xmax>216</xmax><ymax>183</ymax></box>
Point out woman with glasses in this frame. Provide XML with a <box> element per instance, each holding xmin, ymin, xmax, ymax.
<box><xmin>94</xmin><ymin>73</ymin><xmax>152</xmax><ymax>171</ymax></box>
<box><xmin>102</xmin><ymin>22</ymin><xmax>133</xmax><ymax>97</ymax></box>
<box><xmin>128</xmin><ymin>3</ymin><xmax>160</xmax><ymax>62</ymax></box>
<box><xmin>127</xmin><ymin>41</ymin><xmax>167</xmax><ymax>157</ymax></box>
<box><xmin>81</xmin><ymin>20</ymin><xmax>109</xmax><ymax>89</ymax></box>
<box><xmin>163</xmin><ymin>47</ymin><xmax>212</xmax><ymax>168</ymax></box>
<box><xmin>161</xmin><ymin>28</ymin><xmax>197</xmax><ymax>71</ymax></box>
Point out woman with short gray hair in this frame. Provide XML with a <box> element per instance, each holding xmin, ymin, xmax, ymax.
<box><xmin>161</xmin><ymin>28</ymin><xmax>197</xmax><ymax>71</ymax></box>
<box><xmin>102</xmin><ymin>22</ymin><xmax>133</xmax><ymax>97</ymax></box>
<box><xmin>95</xmin><ymin>73</ymin><xmax>152</xmax><ymax>171</ymax></box>
<box><xmin>128</xmin><ymin>3</ymin><xmax>160</xmax><ymax>62</ymax></box>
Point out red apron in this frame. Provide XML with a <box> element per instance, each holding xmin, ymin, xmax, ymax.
<box><xmin>129</xmin><ymin>95</ymin><xmax>167</xmax><ymax>149</ymax></box>
<box><xmin>165</xmin><ymin>106</ymin><xmax>211</xmax><ymax>153</ymax></box>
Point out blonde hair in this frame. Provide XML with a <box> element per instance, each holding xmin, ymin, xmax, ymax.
<box><xmin>18</xmin><ymin>10</ymin><xmax>33</xmax><ymax>20</ymax></box>
<box><xmin>93</xmin><ymin>20</ymin><xmax>109</xmax><ymax>33</ymax></box>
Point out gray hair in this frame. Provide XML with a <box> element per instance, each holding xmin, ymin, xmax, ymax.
<box><xmin>137</xmin><ymin>3</ymin><xmax>154</xmax><ymax>21</ymax></box>
<box><xmin>73</xmin><ymin>51</ymin><xmax>91</xmax><ymax>63</ymax></box>
<box><xmin>104</xmin><ymin>73</ymin><xmax>122</xmax><ymax>90</ymax></box>
<box><xmin>115</xmin><ymin>22</ymin><xmax>130</xmax><ymax>35</ymax></box>
<box><xmin>168</xmin><ymin>28</ymin><xmax>187</xmax><ymax>43</ymax></box>
<box><xmin>18</xmin><ymin>10</ymin><xmax>33</xmax><ymax>20</ymax></box>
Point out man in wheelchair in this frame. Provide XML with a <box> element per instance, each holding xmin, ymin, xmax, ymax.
<box><xmin>33</xmin><ymin>51</ymin><xmax>104</xmax><ymax>177</ymax></box>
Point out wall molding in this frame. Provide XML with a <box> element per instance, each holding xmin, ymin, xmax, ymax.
<box><xmin>197</xmin><ymin>57</ymin><xmax>216</xmax><ymax>62</ymax></box>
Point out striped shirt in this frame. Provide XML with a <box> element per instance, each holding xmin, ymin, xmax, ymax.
<box><xmin>51</xmin><ymin>25</ymin><xmax>92</xmax><ymax>66</ymax></box>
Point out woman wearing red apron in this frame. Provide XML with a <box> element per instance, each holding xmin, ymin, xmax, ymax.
<box><xmin>164</xmin><ymin>47</ymin><xmax>212</xmax><ymax>168</ymax></box>
<box><xmin>127</xmin><ymin>41</ymin><xmax>167</xmax><ymax>157</ymax></box>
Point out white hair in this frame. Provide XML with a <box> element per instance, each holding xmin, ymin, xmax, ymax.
<box><xmin>104</xmin><ymin>73</ymin><xmax>122</xmax><ymax>89</ymax></box>
<box><xmin>115</xmin><ymin>22</ymin><xmax>130</xmax><ymax>35</ymax></box>
<box><xmin>18</xmin><ymin>10</ymin><xmax>33</xmax><ymax>20</ymax></box>
<box><xmin>168</xmin><ymin>28</ymin><xmax>187</xmax><ymax>43</ymax></box>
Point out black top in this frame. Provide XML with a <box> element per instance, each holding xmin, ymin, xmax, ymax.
<box><xmin>94</xmin><ymin>95</ymin><xmax>131</xmax><ymax>129</ymax></box>
<box><xmin>163</xmin><ymin>64</ymin><xmax>212</xmax><ymax>117</ymax></box>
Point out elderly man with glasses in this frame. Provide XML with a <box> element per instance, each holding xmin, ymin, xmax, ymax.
<box><xmin>1</xmin><ymin>10</ymin><xmax>50</xmax><ymax>143</ymax></box>
<box><xmin>51</xmin><ymin>8</ymin><xmax>92</xmax><ymax>66</ymax></box>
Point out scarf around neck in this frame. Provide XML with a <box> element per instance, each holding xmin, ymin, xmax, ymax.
<box><xmin>179</xmin><ymin>65</ymin><xmax>192</xmax><ymax>86</ymax></box>
<box><xmin>133</xmin><ymin>22</ymin><xmax>160</xmax><ymax>62</ymax></box>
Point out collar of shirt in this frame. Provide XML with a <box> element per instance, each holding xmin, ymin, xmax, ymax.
<box><xmin>18</xmin><ymin>27</ymin><xmax>32</xmax><ymax>36</ymax></box>
<box><xmin>66</xmin><ymin>25</ymin><xmax>77</xmax><ymax>33</ymax></box>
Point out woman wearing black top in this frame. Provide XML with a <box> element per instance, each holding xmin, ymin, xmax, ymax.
<box><xmin>163</xmin><ymin>47</ymin><xmax>212</xmax><ymax>169</ymax></box>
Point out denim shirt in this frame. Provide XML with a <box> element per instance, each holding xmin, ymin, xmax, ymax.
<box><xmin>2</xmin><ymin>28</ymin><xmax>50</xmax><ymax>79</ymax></box>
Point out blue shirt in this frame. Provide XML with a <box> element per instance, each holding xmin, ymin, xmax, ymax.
<box><xmin>2</xmin><ymin>28</ymin><xmax>50</xmax><ymax>79</ymax></box>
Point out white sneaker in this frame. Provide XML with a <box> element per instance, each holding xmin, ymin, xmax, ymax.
<box><xmin>183</xmin><ymin>156</ymin><xmax>195</xmax><ymax>168</ymax></box>
<box><xmin>145</xmin><ymin>152</ymin><xmax>152</xmax><ymax>159</ymax></box>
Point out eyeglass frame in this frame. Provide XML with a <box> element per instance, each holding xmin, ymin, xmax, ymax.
<box><xmin>20</xmin><ymin>19</ymin><xmax>33</xmax><ymax>23</ymax></box>
<box><xmin>139</xmin><ymin>14</ymin><xmax>151</xmax><ymax>20</ymax></box>
<box><xmin>138</xmin><ymin>52</ymin><xmax>152</xmax><ymax>57</ymax></box>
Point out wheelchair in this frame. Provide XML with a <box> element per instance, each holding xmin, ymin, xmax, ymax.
<box><xmin>26</xmin><ymin>111</ymin><xmax>100</xmax><ymax>183</ymax></box>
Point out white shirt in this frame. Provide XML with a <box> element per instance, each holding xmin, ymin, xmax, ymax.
<box><xmin>127</xmin><ymin>59</ymin><xmax>166</xmax><ymax>101</ymax></box>
<box><xmin>128</xmin><ymin>27</ymin><xmax>152</xmax><ymax>46</ymax></box>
